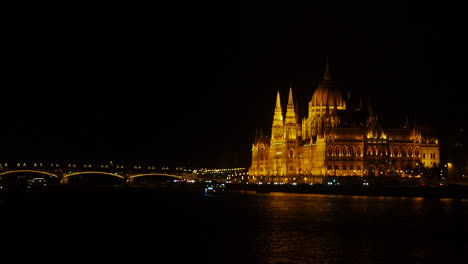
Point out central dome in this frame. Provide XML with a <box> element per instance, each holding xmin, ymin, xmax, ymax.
<box><xmin>310</xmin><ymin>60</ymin><xmax>346</xmax><ymax>109</ymax></box>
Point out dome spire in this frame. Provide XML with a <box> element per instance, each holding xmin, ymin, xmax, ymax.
<box><xmin>324</xmin><ymin>56</ymin><xmax>331</xmax><ymax>80</ymax></box>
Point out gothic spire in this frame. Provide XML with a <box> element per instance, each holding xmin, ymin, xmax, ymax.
<box><xmin>259</xmin><ymin>127</ymin><xmax>264</xmax><ymax>142</ymax></box>
<box><xmin>275</xmin><ymin>90</ymin><xmax>282</xmax><ymax>111</ymax></box>
<box><xmin>272</xmin><ymin>90</ymin><xmax>283</xmax><ymax>126</ymax></box>
<box><xmin>285</xmin><ymin>87</ymin><xmax>297</xmax><ymax>125</ymax></box>
<box><xmin>287</xmin><ymin>87</ymin><xmax>294</xmax><ymax>106</ymax></box>
<box><xmin>271</xmin><ymin>90</ymin><xmax>284</xmax><ymax>140</ymax></box>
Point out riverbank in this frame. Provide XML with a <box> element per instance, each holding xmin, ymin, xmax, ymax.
<box><xmin>226</xmin><ymin>183</ymin><xmax>468</xmax><ymax>199</ymax></box>
<box><xmin>1</xmin><ymin>182</ymin><xmax>467</xmax><ymax>201</ymax></box>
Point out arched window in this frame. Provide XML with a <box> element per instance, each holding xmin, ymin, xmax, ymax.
<box><xmin>415</xmin><ymin>148</ymin><xmax>420</xmax><ymax>157</ymax></box>
<box><xmin>350</xmin><ymin>146</ymin><xmax>355</xmax><ymax>156</ymax></box>
<box><xmin>289</xmin><ymin>149</ymin><xmax>294</xmax><ymax>158</ymax></box>
<box><xmin>335</xmin><ymin>146</ymin><xmax>340</xmax><ymax>156</ymax></box>
<box><xmin>408</xmin><ymin>147</ymin><xmax>413</xmax><ymax>157</ymax></box>
<box><xmin>401</xmin><ymin>147</ymin><xmax>406</xmax><ymax>157</ymax></box>
<box><xmin>328</xmin><ymin>146</ymin><xmax>333</xmax><ymax>156</ymax></box>
<box><xmin>367</xmin><ymin>146</ymin><xmax>372</xmax><ymax>156</ymax></box>
<box><xmin>394</xmin><ymin>147</ymin><xmax>399</xmax><ymax>157</ymax></box>
<box><xmin>342</xmin><ymin>146</ymin><xmax>347</xmax><ymax>156</ymax></box>
<box><xmin>357</xmin><ymin>147</ymin><xmax>361</xmax><ymax>156</ymax></box>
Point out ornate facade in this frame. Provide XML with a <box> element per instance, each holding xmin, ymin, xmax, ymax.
<box><xmin>248</xmin><ymin>59</ymin><xmax>440</xmax><ymax>184</ymax></box>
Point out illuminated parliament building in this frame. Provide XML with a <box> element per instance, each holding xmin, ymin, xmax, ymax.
<box><xmin>248</xmin><ymin>59</ymin><xmax>440</xmax><ymax>184</ymax></box>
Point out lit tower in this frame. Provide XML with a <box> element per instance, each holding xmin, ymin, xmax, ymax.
<box><xmin>285</xmin><ymin>87</ymin><xmax>298</xmax><ymax>140</ymax></box>
<box><xmin>269</xmin><ymin>90</ymin><xmax>285</xmax><ymax>178</ymax></box>
<box><xmin>271</xmin><ymin>90</ymin><xmax>284</xmax><ymax>140</ymax></box>
<box><xmin>284</xmin><ymin>87</ymin><xmax>300</xmax><ymax>178</ymax></box>
<box><xmin>248</xmin><ymin>128</ymin><xmax>269</xmax><ymax>178</ymax></box>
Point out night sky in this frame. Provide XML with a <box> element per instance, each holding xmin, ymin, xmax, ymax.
<box><xmin>2</xmin><ymin>3</ymin><xmax>466</xmax><ymax>168</ymax></box>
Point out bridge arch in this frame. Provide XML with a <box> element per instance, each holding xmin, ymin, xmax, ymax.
<box><xmin>127</xmin><ymin>173</ymin><xmax>183</xmax><ymax>184</ymax></box>
<box><xmin>0</xmin><ymin>169</ymin><xmax>60</xmax><ymax>186</ymax></box>
<box><xmin>61</xmin><ymin>171</ymin><xmax>126</xmax><ymax>184</ymax></box>
<box><xmin>0</xmin><ymin>169</ymin><xmax>59</xmax><ymax>178</ymax></box>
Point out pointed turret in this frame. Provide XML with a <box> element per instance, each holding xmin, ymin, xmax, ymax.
<box><xmin>253</xmin><ymin>128</ymin><xmax>259</xmax><ymax>144</ymax></box>
<box><xmin>254</xmin><ymin>128</ymin><xmax>266</xmax><ymax>144</ymax></box>
<box><xmin>271</xmin><ymin>90</ymin><xmax>284</xmax><ymax>140</ymax></box>
<box><xmin>272</xmin><ymin>90</ymin><xmax>283</xmax><ymax>127</ymax></box>
<box><xmin>287</xmin><ymin>87</ymin><xmax>294</xmax><ymax>105</ymax></box>
<box><xmin>285</xmin><ymin>87</ymin><xmax>296</xmax><ymax>125</ymax></box>
<box><xmin>284</xmin><ymin>87</ymin><xmax>299</xmax><ymax>140</ymax></box>
<box><xmin>402</xmin><ymin>115</ymin><xmax>409</xmax><ymax>129</ymax></box>
<box><xmin>256</xmin><ymin>128</ymin><xmax>266</xmax><ymax>145</ymax></box>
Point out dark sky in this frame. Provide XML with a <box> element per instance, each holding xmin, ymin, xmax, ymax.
<box><xmin>2</xmin><ymin>3</ymin><xmax>466</xmax><ymax>168</ymax></box>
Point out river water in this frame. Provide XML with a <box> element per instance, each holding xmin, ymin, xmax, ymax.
<box><xmin>1</xmin><ymin>187</ymin><xmax>467</xmax><ymax>263</ymax></box>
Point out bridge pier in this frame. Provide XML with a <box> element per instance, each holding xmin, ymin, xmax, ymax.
<box><xmin>127</xmin><ymin>177</ymin><xmax>134</xmax><ymax>184</ymax></box>
<box><xmin>60</xmin><ymin>177</ymin><xmax>69</xmax><ymax>184</ymax></box>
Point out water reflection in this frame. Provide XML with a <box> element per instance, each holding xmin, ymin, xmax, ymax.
<box><xmin>245</xmin><ymin>193</ymin><xmax>468</xmax><ymax>264</ymax></box>
<box><xmin>2</xmin><ymin>189</ymin><xmax>467</xmax><ymax>263</ymax></box>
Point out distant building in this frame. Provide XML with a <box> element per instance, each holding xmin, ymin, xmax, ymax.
<box><xmin>248</xmin><ymin>58</ymin><xmax>440</xmax><ymax>184</ymax></box>
<box><xmin>446</xmin><ymin>125</ymin><xmax>468</xmax><ymax>180</ymax></box>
